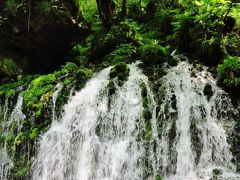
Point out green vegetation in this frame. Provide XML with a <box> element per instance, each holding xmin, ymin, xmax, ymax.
<box><xmin>217</xmin><ymin>56</ymin><xmax>240</xmax><ymax>87</ymax></box>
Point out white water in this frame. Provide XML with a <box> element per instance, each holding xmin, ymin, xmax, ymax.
<box><xmin>32</xmin><ymin>63</ymin><xmax>155</xmax><ymax>180</ymax></box>
<box><xmin>0</xmin><ymin>93</ymin><xmax>25</xmax><ymax>180</ymax></box>
<box><xmin>157</xmin><ymin>62</ymin><xmax>240</xmax><ymax>180</ymax></box>
<box><xmin>0</xmin><ymin>149</ymin><xmax>12</xmax><ymax>180</ymax></box>
<box><xmin>6</xmin><ymin>93</ymin><xmax>25</xmax><ymax>131</ymax></box>
<box><xmin>52</xmin><ymin>83</ymin><xmax>63</xmax><ymax>121</ymax></box>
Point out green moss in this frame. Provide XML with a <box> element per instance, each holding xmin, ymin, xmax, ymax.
<box><xmin>107</xmin><ymin>80</ymin><xmax>116</xmax><ymax>96</ymax></box>
<box><xmin>29</xmin><ymin>128</ymin><xmax>39</xmax><ymax>140</ymax></box>
<box><xmin>104</xmin><ymin>44</ymin><xmax>137</xmax><ymax>65</ymax></box>
<box><xmin>5</xmin><ymin>133</ymin><xmax>14</xmax><ymax>147</ymax></box>
<box><xmin>12</xmin><ymin>156</ymin><xmax>29</xmax><ymax>179</ymax></box>
<box><xmin>31</xmin><ymin>74</ymin><xmax>56</xmax><ymax>87</ymax></box>
<box><xmin>77</xmin><ymin>68</ymin><xmax>93</xmax><ymax>79</ymax></box>
<box><xmin>138</xmin><ymin>43</ymin><xmax>170</xmax><ymax>65</ymax></box>
<box><xmin>155</xmin><ymin>175</ymin><xmax>163</xmax><ymax>180</ymax></box>
<box><xmin>0</xmin><ymin>58</ymin><xmax>22</xmax><ymax>76</ymax></box>
<box><xmin>140</xmin><ymin>82</ymin><xmax>148</xmax><ymax>98</ymax></box>
<box><xmin>14</xmin><ymin>132</ymin><xmax>24</xmax><ymax>146</ymax></box>
<box><xmin>32</xmin><ymin>103</ymin><xmax>44</xmax><ymax>118</ymax></box>
<box><xmin>0</xmin><ymin>80</ymin><xmax>25</xmax><ymax>98</ymax></box>
<box><xmin>63</xmin><ymin>77</ymin><xmax>75</xmax><ymax>86</ymax></box>
<box><xmin>15</xmin><ymin>167</ymin><xmax>28</xmax><ymax>178</ymax></box>
<box><xmin>61</xmin><ymin>62</ymin><xmax>79</xmax><ymax>74</ymax></box>
<box><xmin>109</xmin><ymin>62</ymin><xmax>130</xmax><ymax>82</ymax></box>
<box><xmin>23</xmin><ymin>84</ymin><xmax>53</xmax><ymax>108</ymax></box>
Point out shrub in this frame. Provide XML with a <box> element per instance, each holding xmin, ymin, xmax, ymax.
<box><xmin>138</xmin><ymin>43</ymin><xmax>170</xmax><ymax>65</ymax></box>
<box><xmin>104</xmin><ymin>44</ymin><xmax>137</xmax><ymax>65</ymax></box>
<box><xmin>217</xmin><ymin>56</ymin><xmax>240</xmax><ymax>87</ymax></box>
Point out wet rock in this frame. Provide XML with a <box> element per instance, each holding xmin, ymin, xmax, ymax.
<box><xmin>109</xmin><ymin>62</ymin><xmax>130</xmax><ymax>82</ymax></box>
<box><xmin>107</xmin><ymin>80</ymin><xmax>115</xmax><ymax>96</ymax></box>
<box><xmin>168</xmin><ymin>57</ymin><xmax>178</xmax><ymax>67</ymax></box>
<box><xmin>203</xmin><ymin>83</ymin><xmax>214</xmax><ymax>101</ymax></box>
<box><xmin>212</xmin><ymin>168</ymin><xmax>223</xmax><ymax>176</ymax></box>
<box><xmin>0</xmin><ymin>0</ymin><xmax>90</xmax><ymax>74</ymax></box>
<box><xmin>171</xmin><ymin>94</ymin><xmax>177</xmax><ymax>110</ymax></box>
<box><xmin>0</xmin><ymin>57</ymin><xmax>22</xmax><ymax>77</ymax></box>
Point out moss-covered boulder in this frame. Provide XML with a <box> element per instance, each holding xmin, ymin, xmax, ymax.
<box><xmin>138</xmin><ymin>44</ymin><xmax>169</xmax><ymax>65</ymax></box>
<box><xmin>0</xmin><ymin>57</ymin><xmax>22</xmax><ymax>77</ymax></box>
<box><xmin>109</xmin><ymin>62</ymin><xmax>130</xmax><ymax>82</ymax></box>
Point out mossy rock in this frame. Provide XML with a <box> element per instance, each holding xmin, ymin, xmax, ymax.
<box><xmin>0</xmin><ymin>57</ymin><xmax>22</xmax><ymax>77</ymax></box>
<box><xmin>138</xmin><ymin>44</ymin><xmax>170</xmax><ymax>65</ymax></box>
<box><xmin>61</xmin><ymin>62</ymin><xmax>78</xmax><ymax>74</ymax></box>
<box><xmin>155</xmin><ymin>175</ymin><xmax>163</xmax><ymax>180</ymax></box>
<box><xmin>107</xmin><ymin>80</ymin><xmax>116</xmax><ymax>96</ymax></box>
<box><xmin>109</xmin><ymin>62</ymin><xmax>130</xmax><ymax>82</ymax></box>
<box><xmin>212</xmin><ymin>168</ymin><xmax>223</xmax><ymax>176</ymax></box>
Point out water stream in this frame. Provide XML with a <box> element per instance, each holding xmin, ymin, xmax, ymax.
<box><xmin>0</xmin><ymin>61</ymin><xmax>239</xmax><ymax>180</ymax></box>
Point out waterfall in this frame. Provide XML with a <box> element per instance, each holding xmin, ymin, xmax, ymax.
<box><xmin>52</xmin><ymin>83</ymin><xmax>63</xmax><ymax>121</ymax></box>
<box><xmin>5</xmin><ymin>93</ymin><xmax>25</xmax><ymax>131</ymax></box>
<box><xmin>157</xmin><ymin>62</ymin><xmax>240</xmax><ymax>180</ymax></box>
<box><xmin>32</xmin><ymin>62</ymin><xmax>156</xmax><ymax>180</ymax></box>
<box><xmin>0</xmin><ymin>149</ymin><xmax>12</xmax><ymax>180</ymax></box>
<box><xmin>0</xmin><ymin>93</ymin><xmax>25</xmax><ymax>180</ymax></box>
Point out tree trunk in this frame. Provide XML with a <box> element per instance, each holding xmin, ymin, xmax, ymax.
<box><xmin>121</xmin><ymin>0</ymin><xmax>127</xmax><ymax>18</ymax></box>
<box><xmin>96</xmin><ymin>0</ymin><xmax>115</xmax><ymax>29</ymax></box>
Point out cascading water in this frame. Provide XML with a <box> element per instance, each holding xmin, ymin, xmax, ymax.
<box><xmin>16</xmin><ymin>60</ymin><xmax>238</xmax><ymax>180</ymax></box>
<box><xmin>0</xmin><ymin>92</ymin><xmax>25</xmax><ymax>180</ymax></box>
<box><xmin>5</xmin><ymin>93</ymin><xmax>25</xmax><ymax>131</ymax></box>
<box><xmin>0</xmin><ymin>149</ymin><xmax>12</xmax><ymax>180</ymax></box>
<box><xmin>51</xmin><ymin>83</ymin><xmax>63</xmax><ymax>121</ymax></box>
<box><xmin>32</xmin><ymin>62</ymin><xmax>156</xmax><ymax>180</ymax></box>
<box><xmin>157</xmin><ymin>61</ymin><xmax>240</xmax><ymax>180</ymax></box>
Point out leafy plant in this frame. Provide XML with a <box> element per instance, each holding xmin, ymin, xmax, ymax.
<box><xmin>217</xmin><ymin>55</ymin><xmax>240</xmax><ymax>87</ymax></box>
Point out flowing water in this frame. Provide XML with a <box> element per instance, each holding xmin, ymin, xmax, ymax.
<box><xmin>0</xmin><ymin>93</ymin><xmax>25</xmax><ymax>180</ymax></box>
<box><xmin>1</xmin><ymin>61</ymin><xmax>239</xmax><ymax>180</ymax></box>
<box><xmin>32</xmin><ymin>62</ymin><xmax>156</xmax><ymax>180</ymax></box>
<box><xmin>52</xmin><ymin>83</ymin><xmax>63</xmax><ymax>121</ymax></box>
<box><xmin>157</xmin><ymin>62</ymin><xmax>240</xmax><ymax>180</ymax></box>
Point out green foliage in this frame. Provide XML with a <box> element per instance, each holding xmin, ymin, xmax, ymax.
<box><xmin>38</xmin><ymin>0</ymin><xmax>53</xmax><ymax>15</ymax></box>
<box><xmin>4</xmin><ymin>0</ymin><xmax>19</xmax><ymax>16</ymax></box>
<box><xmin>168</xmin><ymin>0</ymin><xmax>234</xmax><ymax>61</ymax></box>
<box><xmin>61</xmin><ymin>62</ymin><xmax>79</xmax><ymax>74</ymax></box>
<box><xmin>70</xmin><ymin>45</ymin><xmax>89</xmax><ymax>67</ymax></box>
<box><xmin>104</xmin><ymin>44</ymin><xmax>137</xmax><ymax>65</ymax></box>
<box><xmin>230</xmin><ymin>5</ymin><xmax>240</xmax><ymax>27</ymax></box>
<box><xmin>139</xmin><ymin>43</ymin><xmax>170</xmax><ymax>65</ymax></box>
<box><xmin>217</xmin><ymin>55</ymin><xmax>240</xmax><ymax>87</ymax></box>
<box><xmin>224</xmin><ymin>33</ymin><xmax>240</xmax><ymax>56</ymax></box>
<box><xmin>76</xmin><ymin>0</ymin><xmax>97</xmax><ymax>21</ymax></box>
